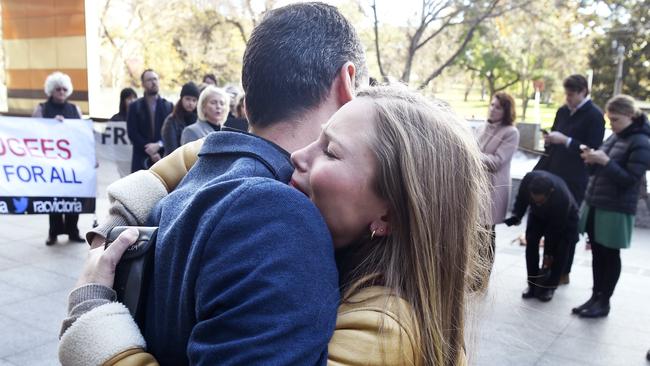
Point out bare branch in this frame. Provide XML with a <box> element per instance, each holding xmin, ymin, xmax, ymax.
<box><xmin>225</xmin><ymin>18</ymin><xmax>248</xmax><ymax>44</ymax></box>
<box><xmin>495</xmin><ymin>74</ymin><xmax>521</xmax><ymax>92</ymax></box>
<box><xmin>418</xmin><ymin>0</ymin><xmax>501</xmax><ymax>89</ymax></box>
<box><xmin>372</xmin><ymin>0</ymin><xmax>387</xmax><ymax>80</ymax></box>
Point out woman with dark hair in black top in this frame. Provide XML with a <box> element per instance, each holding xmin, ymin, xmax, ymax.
<box><xmin>110</xmin><ymin>88</ymin><xmax>138</xmax><ymax>121</ymax></box>
<box><xmin>161</xmin><ymin>82</ymin><xmax>199</xmax><ymax>155</ymax></box>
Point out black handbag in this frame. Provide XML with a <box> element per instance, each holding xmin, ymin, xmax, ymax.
<box><xmin>105</xmin><ymin>226</ymin><xmax>158</xmax><ymax>329</ymax></box>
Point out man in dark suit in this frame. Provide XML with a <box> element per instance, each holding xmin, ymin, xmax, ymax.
<box><xmin>534</xmin><ymin>74</ymin><xmax>605</xmax><ymax>280</ymax></box>
<box><xmin>505</xmin><ymin>171</ymin><xmax>579</xmax><ymax>302</ymax></box>
<box><xmin>126</xmin><ymin>69</ymin><xmax>173</xmax><ymax>172</ymax></box>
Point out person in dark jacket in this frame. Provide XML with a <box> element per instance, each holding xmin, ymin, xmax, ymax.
<box><xmin>126</xmin><ymin>69</ymin><xmax>173</xmax><ymax>172</ymax></box>
<box><xmin>160</xmin><ymin>82</ymin><xmax>199</xmax><ymax>155</ymax></box>
<box><xmin>573</xmin><ymin>95</ymin><xmax>650</xmax><ymax>318</ymax></box>
<box><xmin>534</xmin><ymin>74</ymin><xmax>606</xmax><ymax>282</ymax></box>
<box><xmin>32</xmin><ymin>72</ymin><xmax>85</xmax><ymax>246</ymax></box>
<box><xmin>504</xmin><ymin>170</ymin><xmax>579</xmax><ymax>302</ymax></box>
<box><xmin>110</xmin><ymin>88</ymin><xmax>137</xmax><ymax>121</ymax></box>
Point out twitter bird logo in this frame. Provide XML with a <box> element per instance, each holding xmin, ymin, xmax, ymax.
<box><xmin>13</xmin><ymin>197</ymin><xmax>28</xmax><ymax>214</ymax></box>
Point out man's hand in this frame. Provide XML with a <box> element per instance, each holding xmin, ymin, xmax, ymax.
<box><xmin>75</xmin><ymin>228</ymin><xmax>139</xmax><ymax>288</ymax></box>
<box><xmin>145</xmin><ymin>142</ymin><xmax>161</xmax><ymax>156</ymax></box>
<box><xmin>544</xmin><ymin>131</ymin><xmax>569</xmax><ymax>145</ymax></box>
<box><xmin>581</xmin><ymin>149</ymin><xmax>610</xmax><ymax>166</ymax></box>
<box><xmin>503</xmin><ymin>216</ymin><xmax>521</xmax><ymax>227</ymax></box>
<box><xmin>151</xmin><ymin>153</ymin><xmax>161</xmax><ymax>163</ymax></box>
<box><xmin>55</xmin><ymin>115</ymin><xmax>65</xmax><ymax>122</ymax></box>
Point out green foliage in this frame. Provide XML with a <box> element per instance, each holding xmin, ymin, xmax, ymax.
<box><xmin>589</xmin><ymin>0</ymin><xmax>650</xmax><ymax>106</ymax></box>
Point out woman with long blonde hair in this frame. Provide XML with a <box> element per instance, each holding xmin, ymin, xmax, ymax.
<box><xmin>60</xmin><ymin>86</ymin><xmax>489</xmax><ymax>366</ymax></box>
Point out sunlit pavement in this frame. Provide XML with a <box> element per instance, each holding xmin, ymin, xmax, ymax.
<box><xmin>473</xmin><ymin>223</ymin><xmax>650</xmax><ymax>366</ymax></box>
<box><xmin>1</xmin><ymin>160</ymin><xmax>649</xmax><ymax>365</ymax></box>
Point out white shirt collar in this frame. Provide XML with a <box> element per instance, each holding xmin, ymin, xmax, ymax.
<box><xmin>570</xmin><ymin>96</ymin><xmax>590</xmax><ymax>115</ymax></box>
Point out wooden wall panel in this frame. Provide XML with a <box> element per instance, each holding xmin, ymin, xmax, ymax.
<box><xmin>2</xmin><ymin>0</ymin><xmax>88</xmax><ymax>115</ymax></box>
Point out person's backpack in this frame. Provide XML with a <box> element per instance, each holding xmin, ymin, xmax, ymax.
<box><xmin>105</xmin><ymin>226</ymin><xmax>158</xmax><ymax>329</ymax></box>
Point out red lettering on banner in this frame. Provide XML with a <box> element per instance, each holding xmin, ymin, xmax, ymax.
<box><xmin>7</xmin><ymin>138</ymin><xmax>26</xmax><ymax>156</ymax></box>
<box><xmin>0</xmin><ymin>137</ymin><xmax>73</xmax><ymax>160</ymax></box>
<box><xmin>40</xmin><ymin>139</ymin><xmax>56</xmax><ymax>159</ymax></box>
<box><xmin>56</xmin><ymin>139</ymin><xmax>71</xmax><ymax>160</ymax></box>
<box><xmin>23</xmin><ymin>138</ymin><xmax>43</xmax><ymax>158</ymax></box>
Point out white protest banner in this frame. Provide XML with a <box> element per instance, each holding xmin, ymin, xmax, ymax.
<box><xmin>93</xmin><ymin>121</ymin><xmax>132</xmax><ymax>179</ymax></box>
<box><xmin>0</xmin><ymin>116</ymin><xmax>96</xmax><ymax>214</ymax></box>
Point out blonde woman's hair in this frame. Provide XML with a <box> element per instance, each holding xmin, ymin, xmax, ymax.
<box><xmin>197</xmin><ymin>85</ymin><xmax>230</xmax><ymax>122</ymax></box>
<box><xmin>44</xmin><ymin>71</ymin><xmax>73</xmax><ymax>98</ymax></box>
<box><xmin>606</xmin><ymin>94</ymin><xmax>642</xmax><ymax>119</ymax></box>
<box><xmin>344</xmin><ymin>85</ymin><xmax>490</xmax><ymax>366</ymax></box>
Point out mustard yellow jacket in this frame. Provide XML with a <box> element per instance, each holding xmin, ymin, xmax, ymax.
<box><xmin>60</xmin><ymin>287</ymin><xmax>419</xmax><ymax>366</ymax></box>
<box><xmin>75</xmin><ymin>139</ymin><xmax>467</xmax><ymax>366</ymax></box>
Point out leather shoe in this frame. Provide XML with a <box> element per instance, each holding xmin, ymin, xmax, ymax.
<box><xmin>536</xmin><ymin>288</ymin><xmax>554</xmax><ymax>302</ymax></box>
<box><xmin>45</xmin><ymin>235</ymin><xmax>57</xmax><ymax>246</ymax></box>
<box><xmin>572</xmin><ymin>293</ymin><xmax>597</xmax><ymax>314</ymax></box>
<box><xmin>68</xmin><ymin>234</ymin><xmax>86</xmax><ymax>243</ymax></box>
<box><xmin>578</xmin><ymin>296</ymin><xmax>610</xmax><ymax>318</ymax></box>
<box><xmin>522</xmin><ymin>286</ymin><xmax>536</xmax><ymax>299</ymax></box>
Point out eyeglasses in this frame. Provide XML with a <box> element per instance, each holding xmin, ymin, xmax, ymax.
<box><xmin>55</xmin><ymin>87</ymin><xmax>68</xmax><ymax>92</ymax></box>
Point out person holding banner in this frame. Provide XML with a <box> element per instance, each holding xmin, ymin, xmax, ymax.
<box><xmin>32</xmin><ymin>71</ymin><xmax>85</xmax><ymax>245</ymax></box>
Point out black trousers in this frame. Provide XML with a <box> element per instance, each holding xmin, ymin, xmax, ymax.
<box><xmin>543</xmin><ymin>185</ymin><xmax>583</xmax><ymax>275</ymax></box>
<box><xmin>48</xmin><ymin>214</ymin><xmax>80</xmax><ymax>237</ymax></box>
<box><xmin>586</xmin><ymin>208</ymin><xmax>621</xmax><ymax>298</ymax></box>
<box><xmin>525</xmin><ymin>215</ymin><xmax>575</xmax><ymax>288</ymax></box>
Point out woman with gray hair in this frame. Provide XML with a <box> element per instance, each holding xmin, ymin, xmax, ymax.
<box><xmin>32</xmin><ymin>71</ymin><xmax>84</xmax><ymax>245</ymax></box>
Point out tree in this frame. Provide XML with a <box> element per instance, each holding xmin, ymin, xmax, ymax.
<box><xmin>589</xmin><ymin>0</ymin><xmax>650</xmax><ymax>106</ymax></box>
<box><xmin>459</xmin><ymin>34</ymin><xmax>520</xmax><ymax>100</ymax></box>
<box><xmin>370</xmin><ymin>0</ymin><xmax>531</xmax><ymax>89</ymax></box>
<box><xmin>97</xmin><ymin>0</ymin><xmax>271</xmax><ymax>90</ymax></box>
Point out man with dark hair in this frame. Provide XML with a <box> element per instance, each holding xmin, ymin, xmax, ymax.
<box><xmin>534</xmin><ymin>74</ymin><xmax>605</xmax><ymax>282</ymax></box>
<box><xmin>142</xmin><ymin>4</ymin><xmax>365</xmax><ymax>362</ymax></box>
<box><xmin>505</xmin><ymin>171</ymin><xmax>579</xmax><ymax>302</ymax></box>
<box><xmin>62</xmin><ymin>3</ymin><xmax>368</xmax><ymax>365</ymax></box>
<box><xmin>126</xmin><ymin>69</ymin><xmax>173</xmax><ymax>172</ymax></box>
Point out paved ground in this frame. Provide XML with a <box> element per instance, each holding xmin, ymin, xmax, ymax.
<box><xmin>1</xmin><ymin>162</ymin><xmax>649</xmax><ymax>365</ymax></box>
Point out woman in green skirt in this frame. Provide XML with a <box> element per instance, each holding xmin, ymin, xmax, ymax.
<box><xmin>574</xmin><ymin>95</ymin><xmax>650</xmax><ymax>318</ymax></box>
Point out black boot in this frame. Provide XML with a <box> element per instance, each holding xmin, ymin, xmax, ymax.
<box><xmin>522</xmin><ymin>276</ymin><xmax>543</xmax><ymax>299</ymax></box>
<box><xmin>522</xmin><ymin>286</ymin><xmax>536</xmax><ymax>299</ymax></box>
<box><xmin>68</xmin><ymin>233</ymin><xmax>86</xmax><ymax>243</ymax></box>
<box><xmin>646</xmin><ymin>349</ymin><xmax>649</xmax><ymax>361</ymax></box>
<box><xmin>572</xmin><ymin>292</ymin><xmax>597</xmax><ymax>314</ymax></box>
<box><xmin>45</xmin><ymin>235</ymin><xmax>57</xmax><ymax>246</ymax></box>
<box><xmin>579</xmin><ymin>294</ymin><xmax>610</xmax><ymax>318</ymax></box>
<box><xmin>536</xmin><ymin>287</ymin><xmax>555</xmax><ymax>302</ymax></box>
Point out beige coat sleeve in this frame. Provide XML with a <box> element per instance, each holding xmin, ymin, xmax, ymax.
<box><xmin>86</xmin><ymin>139</ymin><xmax>204</xmax><ymax>243</ymax></box>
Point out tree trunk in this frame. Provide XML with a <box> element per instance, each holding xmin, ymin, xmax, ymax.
<box><xmin>520</xmin><ymin>79</ymin><xmax>529</xmax><ymax>122</ymax></box>
<box><xmin>464</xmin><ymin>74</ymin><xmax>475</xmax><ymax>102</ymax></box>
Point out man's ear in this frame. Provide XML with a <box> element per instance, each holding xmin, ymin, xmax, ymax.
<box><xmin>334</xmin><ymin>62</ymin><xmax>356</xmax><ymax>107</ymax></box>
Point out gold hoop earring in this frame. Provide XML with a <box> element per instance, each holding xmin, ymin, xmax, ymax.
<box><xmin>371</xmin><ymin>230</ymin><xmax>376</xmax><ymax>240</ymax></box>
